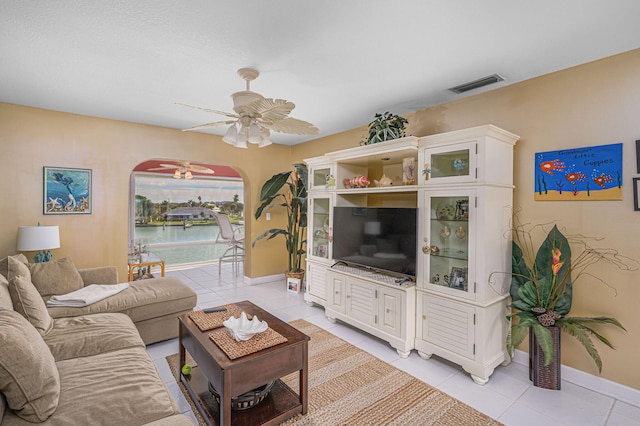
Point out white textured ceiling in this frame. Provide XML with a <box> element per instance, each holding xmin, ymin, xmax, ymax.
<box><xmin>1</xmin><ymin>1</ymin><xmax>639</xmax><ymax>145</ymax></box>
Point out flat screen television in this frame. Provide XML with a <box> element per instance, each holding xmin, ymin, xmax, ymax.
<box><xmin>332</xmin><ymin>207</ymin><xmax>417</xmax><ymax>278</ymax></box>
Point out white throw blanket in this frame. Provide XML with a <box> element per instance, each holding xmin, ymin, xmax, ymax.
<box><xmin>46</xmin><ymin>283</ymin><xmax>130</xmax><ymax>307</ymax></box>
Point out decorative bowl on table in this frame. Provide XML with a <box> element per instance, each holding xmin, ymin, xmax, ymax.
<box><xmin>223</xmin><ymin>312</ymin><xmax>268</xmax><ymax>341</ymax></box>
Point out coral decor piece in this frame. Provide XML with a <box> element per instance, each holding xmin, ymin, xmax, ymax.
<box><xmin>343</xmin><ymin>175</ymin><xmax>370</xmax><ymax>188</ymax></box>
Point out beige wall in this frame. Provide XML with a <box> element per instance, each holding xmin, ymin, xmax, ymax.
<box><xmin>2</xmin><ymin>48</ymin><xmax>639</xmax><ymax>389</ymax></box>
<box><xmin>0</xmin><ymin>104</ymin><xmax>295</xmax><ymax>279</ymax></box>
<box><xmin>294</xmin><ymin>49</ymin><xmax>640</xmax><ymax>390</ymax></box>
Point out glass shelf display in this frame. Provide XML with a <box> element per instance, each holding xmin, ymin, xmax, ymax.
<box><xmin>427</xmin><ymin>195</ymin><xmax>469</xmax><ymax>294</ymax></box>
<box><xmin>310</xmin><ymin>197</ymin><xmax>331</xmax><ymax>259</ymax></box>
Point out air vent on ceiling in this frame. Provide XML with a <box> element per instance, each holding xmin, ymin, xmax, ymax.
<box><xmin>449</xmin><ymin>74</ymin><xmax>505</xmax><ymax>94</ymax></box>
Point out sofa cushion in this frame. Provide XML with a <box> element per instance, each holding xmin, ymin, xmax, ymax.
<box><xmin>28</xmin><ymin>257</ymin><xmax>84</xmax><ymax>299</ymax></box>
<box><xmin>0</xmin><ymin>346</ymin><xmax>179</xmax><ymax>426</ymax></box>
<box><xmin>0</xmin><ymin>254</ymin><xmax>28</xmax><ymax>280</ymax></box>
<box><xmin>44</xmin><ymin>313</ymin><xmax>144</xmax><ymax>361</ymax></box>
<box><xmin>47</xmin><ymin>276</ymin><xmax>196</xmax><ymax>323</ymax></box>
<box><xmin>8</xmin><ymin>275</ymin><xmax>53</xmax><ymax>336</ymax></box>
<box><xmin>0</xmin><ymin>309</ymin><xmax>60</xmax><ymax>422</ymax></box>
<box><xmin>0</xmin><ymin>274</ymin><xmax>12</xmax><ymax>311</ymax></box>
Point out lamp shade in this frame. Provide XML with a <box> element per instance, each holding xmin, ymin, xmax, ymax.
<box><xmin>16</xmin><ymin>226</ymin><xmax>60</xmax><ymax>251</ymax></box>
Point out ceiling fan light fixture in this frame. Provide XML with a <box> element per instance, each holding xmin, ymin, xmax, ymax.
<box><xmin>258</xmin><ymin>133</ymin><xmax>272</xmax><ymax>148</ymax></box>
<box><xmin>184</xmin><ymin>171</ymin><xmax>193</xmax><ymax>180</ymax></box>
<box><xmin>173</xmin><ymin>170</ymin><xmax>181</xmax><ymax>179</ymax></box>
<box><xmin>179</xmin><ymin>67</ymin><xmax>318</xmax><ymax>148</ymax></box>
<box><xmin>222</xmin><ymin>124</ymin><xmax>239</xmax><ymax>145</ymax></box>
<box><xmin>235</xmin><ymin>137</ymin><xmax>248</xmax><ymax>149</ymax></box>
<box><xmin>248</xmin><ymin>122</ymin><xmax>263</xmax><ymax>144</ymax></box>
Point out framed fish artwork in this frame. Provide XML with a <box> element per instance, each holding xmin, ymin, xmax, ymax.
<box><xmin>534</xmin><ymin>143</ymin><xmax>623</xmax><ymax>201</ymax></box>
<box><xmin>43</xmin><ymin>167</ymin><xmax>92</xmax><ymax>214</ymax></box>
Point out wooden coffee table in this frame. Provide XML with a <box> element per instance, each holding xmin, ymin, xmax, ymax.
<box><xmin>178</xmin><ymin>301</ymin><xmax>309</xmax><ymax>426</ymax></box>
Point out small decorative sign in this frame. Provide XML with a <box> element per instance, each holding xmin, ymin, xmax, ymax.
<box><xmin>44</xmin><ymin>167</ymin><xmax>92</xmax><ymax>214</ymax></box>
<box><xmin>287</xmin><ymin>277</ymin><xmax>301</xmax><ymax>294</ymax></box>
<box><xmin>534</xmin><ymin>143</ymin><xmax>622</xmax><ymax>201</ymax></box>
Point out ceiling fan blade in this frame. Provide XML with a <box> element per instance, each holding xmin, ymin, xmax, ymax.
<box><xmin>175</xmin><ymin>102</ymin><xmax>239</xmax><ymax>119</ymax></box>
<box><xmin>263</xmin><ymin>117</ymin><xmax>319</xmax><ymax>135</ymax></box>
<box><xmin>148</xmin><ymin>164</ymin><xmax>180</xmax><ymax>171</ymax></box>
<box><xmin>188</xmin><ymin>165</ymin><xmax>215</xmax><ymax>174</ymax></box>
<box><xmin>182</xmin><ymin>120</ymin><xmax>237</xmax><ymax>131</ymax></box>
<box><xmin>245</xmin><ymin>98</ymin><xmax>295</xmax><ymax>122</ymax></box>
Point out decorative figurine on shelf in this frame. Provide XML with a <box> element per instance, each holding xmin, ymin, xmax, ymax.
<box><xmin>452</xmin><ymin>158</ymin><xmax>468</xmax><ymax>176</ymax></box>
<box><xmin>325</xmin><ymin>174</ymin><xmax>336</xmax><ymax>189</ymax></box>
<box><xmin>344</xmin><ymin>175</ymin><xmax>370</xmax><ymax>188</ymax></box>
<box><xmin>422</xmin><ymin>164</ymin><xmax>431</xmax><ymax>181</ymax></box>
<box><xmin>374</xmin><ymin>174</ymin><xmax>393</xmax><ymax>187</ymax></box>
<box><xmin>403</xmin><ymin>157</ymin><xmax>415</xmax><ymax>185</ymax></box>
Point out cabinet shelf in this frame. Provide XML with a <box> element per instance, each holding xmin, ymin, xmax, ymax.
<box><xmin>429</xmin><ymin>252</ymin><xmax>468</xmax><ymax>261</ymax></box>
<box><xmin>335</xmin><ymin>185</ymin><xmax>417</xmax><ymax>195</ymax></box>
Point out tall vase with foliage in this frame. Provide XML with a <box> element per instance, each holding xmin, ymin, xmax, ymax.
<box><xmin>252</xmin><ymin>163</ymin><xmax>308</xmax><ymax>273</ymax></box>
<box><xmin>508</xmin><ymin>218</ymin><xmax>636</xmax><ymax>378</ymax></box>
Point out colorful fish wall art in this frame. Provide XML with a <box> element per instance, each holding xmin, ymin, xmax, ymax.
<box><xmin>535</xmin><ymin>143</ymin><xmax>623</xmax><ymax>201</ymax></box>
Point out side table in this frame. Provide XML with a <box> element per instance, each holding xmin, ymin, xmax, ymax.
<box><xmin>178</xmin><ymin>301</ymin><xmax>309</xmax><ymax>426</ymax></box>
<box><xmin>128</xmin><ymin>253</ymin><xmax>165</xmax><ymax>281</ymax></box>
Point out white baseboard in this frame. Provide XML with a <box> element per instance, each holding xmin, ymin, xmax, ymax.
<box><xmin>512</xmin><ymin>349</ymin><xmax>640</xmax><ymax>407</ymax></box>
<box><xmin>243</xmin><ymin>273</ymin><xmax>284</xmax><ymax>286</ymax></box>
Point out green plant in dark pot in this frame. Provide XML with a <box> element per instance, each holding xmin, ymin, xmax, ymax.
<box><xmin>252</xmin><ymin>163</ymin><xmax>308</xmax><ymax>273</ymax></box>
<box><xmin>362</xmin><ymin>111</ymin><xmax>409</xmax><ymax>145</ymax></box>
<box><xmin>508</xmin><ymin>220</ymin><xmax>636</xmax><ymax>373</ymax></box>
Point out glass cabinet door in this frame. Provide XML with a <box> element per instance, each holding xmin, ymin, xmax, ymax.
<box><xmin>423</xmin><ymin>141</ymin><xmax>476</xmax><ymax>184</ymax></box>
<box><xmin>309</xmin><ymin>165</ymin><xmax>335</xmax><ymax>190</ymax></box>
<box><xmin>309</xmin><ymin>196</ymin><xmax>331</xmax><ymax>260</ymax></box>
<box><xmin>422</xmin><ymin>191</ymin><xmax>474</xmax><ymax>300</ymax></box>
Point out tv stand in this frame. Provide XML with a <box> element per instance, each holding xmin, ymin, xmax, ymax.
<box><xmin>325</xmin><ymin>264</ymin><xmax>416</xmax><ymax>358</ymax></box>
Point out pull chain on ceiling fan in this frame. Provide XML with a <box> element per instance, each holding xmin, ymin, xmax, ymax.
<box><xmin>177</xmin><ymin>68</ymin><xmax>319</xmax><ymax>148</ymax></box>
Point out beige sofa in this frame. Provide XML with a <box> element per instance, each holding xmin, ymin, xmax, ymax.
<box><xmin>4</xmin><ymin>255</ymin><xmax>197</xmax><ymax>345</ymax></box>
<box><xmin>0</xmin><ymin>255</ymin><xmax>197</xmax><ymax>425</ymax></box>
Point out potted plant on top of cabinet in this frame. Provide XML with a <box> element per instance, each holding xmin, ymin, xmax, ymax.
<box><xmin>361</xmin><ymin>111</ymin><xmax>409</xmax><ymax>145</ymax></box>
<box><xmin>253</xmin><ymin>163</ymin><xmax>308</xmax><ymax>281</ymax></box>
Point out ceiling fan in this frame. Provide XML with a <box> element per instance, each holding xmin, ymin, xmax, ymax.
<box><xmin>148</xmin><ymin>161</ymin><xmax>214</xmax><ymax>179</ymax></box>
<box><xmin>177</xmin><ymin>68</ymin><xmax>319</xmax><ymax>148</ymax></box>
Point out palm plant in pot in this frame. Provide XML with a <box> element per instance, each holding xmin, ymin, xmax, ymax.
<box><xmin>508</xmin><ymin>219</ymin><xmax>635</xmax><ymax>389</ymax></box>
<box><xmin>252</xmin><ymin>163</ymin><xmax>308</xmax><ymax>281</ymax></box>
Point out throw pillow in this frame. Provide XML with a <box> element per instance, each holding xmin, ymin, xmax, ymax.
<box><xmin>0</xmin><ymin>274</ymin><xmax>12</xmax><ymax>311</ymax></box>
<box><xmin>8</xmin><ymin>275</ymin><xmax>53</xmax><ymax>336</ymax></box>
<box><xmin>0</xmin><ymin>253</ymin><xmax>28</xmax><ymax>280</ymax></box>
<box><xmin>0</xmin><ymin>309</ymin><xmax>60</xmax><ymax>422</ymax></box>
<box><xmin>6</xmin><ymin>256</ymin><xmax>31</xmax><ymax>282</ymax></box>
<box><xmin>28</xmin><ymin>257</ymin><xmax>84</xmax><ymax>298</ymax></box>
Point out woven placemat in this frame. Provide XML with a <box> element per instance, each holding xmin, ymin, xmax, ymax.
<box><xmin>188</xmin><ymin>304</ymin><xmax>249</xmax><ymax>332</ymax></box>
<box><xmin>209</xmin><ymin>327</ymin><xmax>288</xmax><ymax>360</ymax></box>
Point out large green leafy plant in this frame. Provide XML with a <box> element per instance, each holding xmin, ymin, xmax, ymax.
<box><xmin>509</xmin><ymin>221</ymin><xmax>635</xmax><ymax>372</ymax></box>
<box><xmin>252</xmin><ymin>164</ymin><xmax>308</xmax><ymax>273</ymax></box>
<box><xmin>361</xmin><ymin>111</ymin><xmax>409</xmax><ymax>145</ymax></box>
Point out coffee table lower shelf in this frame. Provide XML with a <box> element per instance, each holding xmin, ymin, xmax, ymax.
<box><xmin>181</xmin><ymin>366</ymin><xmax>302</xmax><ymax>426</ymax></box>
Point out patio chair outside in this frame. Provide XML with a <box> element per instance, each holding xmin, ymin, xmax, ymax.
<box><xmin>214</xmin><ymin>213</ymin><xmax>244</xmax><ymax>277</ymax></box>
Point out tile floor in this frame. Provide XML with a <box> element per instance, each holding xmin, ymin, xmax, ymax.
<box><xmin>146</xmin><ymin>263</ymin><xmax>640</xmax><ymax>426</ymax></box>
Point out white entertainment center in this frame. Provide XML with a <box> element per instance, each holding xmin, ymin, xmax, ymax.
<box><xmin>304</xmin><ymin>125</ymin><xmax>519</xmax><ymax>384</ymax></box>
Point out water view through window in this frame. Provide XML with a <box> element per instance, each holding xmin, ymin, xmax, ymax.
<box><xmin>133</xmin><ymin>173</ymin><xmax>244</xmax><ymax>266</ymax></box>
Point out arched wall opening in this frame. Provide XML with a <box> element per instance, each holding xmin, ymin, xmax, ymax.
<box><xmin>128</xmin><ymin>158</ymin><xmax>246</xmax><ymax>271</ymax></box>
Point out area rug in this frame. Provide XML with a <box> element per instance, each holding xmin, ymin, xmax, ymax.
<box><xmin>166</xmin><ymin>319</ymin><xmax>502</xmax><ymax>425</ymax></box>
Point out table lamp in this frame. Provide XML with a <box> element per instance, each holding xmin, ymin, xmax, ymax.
<box><xmin>16</xmin><ymin>224</ymin><xmax>60</xmax><ymax>262</ymax></box>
